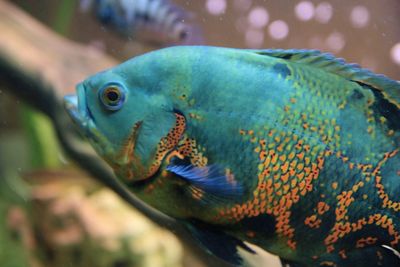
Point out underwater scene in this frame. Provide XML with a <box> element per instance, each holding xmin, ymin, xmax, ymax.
<box><xmin>1</xmin><ymin>1</ymin><xmax>400</xmax><ymax>267</ymax></box>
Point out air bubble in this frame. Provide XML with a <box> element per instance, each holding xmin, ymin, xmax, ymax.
<box><xmin>315</xmin><ymin>2</ymin><xmax>333</xmax><ymax>24</ymax></box>
<box><xmin>268</xmin><ymin>20</ymin><xmax>289</xmax><ymax>40</ymax></box>
<box><xmin>248</xmin><ymin>7</ymin><xmax>269</xmax><ymax>29</ymax></box>
<box><xmin>350</xmin><ymin>5</ymin><xmax>370</xmax><ymax>28</ymax></box>
<box><xmin>206</xmin><ymin>0</ymin><xmax>227</xmax><ymax>16</ymax></box>
<box><xmin>390</xmin><ymin>43</ymin><xmax>400</xmax><ymax>65</ymax></box>
<box><xmin>295</xmin><ymin>1</ymin><xmax>315</xmax><ymax>21</ymax></box>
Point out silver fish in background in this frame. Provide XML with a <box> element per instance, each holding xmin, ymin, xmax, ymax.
<box><xmin>80</xmin><ymin>0</ymin><xmax>203</xmax><ymax>45</ymax></box>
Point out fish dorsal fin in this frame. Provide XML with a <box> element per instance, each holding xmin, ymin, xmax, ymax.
<box><xmin>254</xmin><ymin>49</ymin><xmax>400</xmax><ymax>109</ymax></box>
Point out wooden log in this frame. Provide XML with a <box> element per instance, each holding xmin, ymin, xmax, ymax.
<box><xmin>0</xmin><ymin>0</ymin><xmax>172</xmax><ymax>229</ymax></box>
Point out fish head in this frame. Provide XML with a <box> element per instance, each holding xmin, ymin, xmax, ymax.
<box><xmin>63</xmin><ymin>72</ymin><xmax>146</xmax><ymax>169</ymax></box>
<box><xmin>63</xmin><ymin>48</ymin><xmax>189</xmax><ymax>182</ymax></box>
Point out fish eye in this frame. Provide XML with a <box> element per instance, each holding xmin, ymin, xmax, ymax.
<box><xmin>99</xmin><ymin>83</ymin><xmax>126</xmax><ymax>111</ymax></box>
<box><xmin>179</xmin><ymin>30</ymin><xmax>188</xmax><ymax>41</ymax></box>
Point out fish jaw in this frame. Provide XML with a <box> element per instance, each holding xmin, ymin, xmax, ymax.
<box><xmin>63</xmin><ymin>84</ymin><xmax>110</xmax><ymax>156</ymax></box>
<box><xmin>64</xmin><ymin>83</ymin><xmax>93</xmax><ymax>133</ymax></box>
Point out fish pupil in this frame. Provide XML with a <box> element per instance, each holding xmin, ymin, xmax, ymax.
<box><xmin>106</xmin><ymin>90</ymin><xmax>119</xmax><ymax>102</ymax></box>
<box><xmin>99</xmin><ymin>83</ymin><xmax>126</xmax><ymax>111</ymax></box>
<box><xmin>179</xmin><ymin>31</ymin><xmax>188</xmax><ymax>40</ymax></box>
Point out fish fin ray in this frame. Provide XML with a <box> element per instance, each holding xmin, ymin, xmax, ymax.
<box><xmin>166</xmin><ymin>163</ymin><xmax>243</xmax><ymax>200</ymax></box>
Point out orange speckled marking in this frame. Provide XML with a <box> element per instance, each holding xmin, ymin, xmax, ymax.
<box><xmin>148</xmin><ymin>113</ymin><xmax>186</xmax><ymax>176</ymax></box>
<box><xmin>246</xmin><ymin>231</ymin><xmax>256</xmax><ymax>238</ymax></box>
<box><xmin>113</xmin><ymin>121</ymin><xmax>146</xmax><ymax>180</ymax></box>
<box><xmin>338</xmin><ymin>249</ymin><xmax>347</xmax><ymax>259</ymax></box>
<box><xmin>113</xmin><ymin>113</ymin><xmax>187</xmax><ymax>186</ymax></box>
<box><xmin>305</xmin><ymin>215</ymin><xmax>322</xmax><ymax>228</ymax></box>
<box><xmin>176</xmin><ymin>136</ymin><xmax>208</xmax><ymax>167</ymax></box>
<box><xmin>374</xmin><ymin>150</ymin><xmax>400</xmax><ymax>212</ymax></box>
<box><xmin>317</xmin><ymin>202</ymin><xmax>330</xmax><ymax>215</ymax></box>
<box><xmin>214</xmin><ymin>127</ymin><xmax>326</xmax><ymax>250</ymax></box>
<box><xmin>324</xmin><ymin>151</ymin><xmax>400</xmax><ymax>253</ymax></box>
<box><xmin>320</xmin><ymin>261</ymin><xmax>337</xmax><ymax>266</ymax></box>
<box><xmin>356</xmin><ymin>237</ymin><xmax>378</xmax><ymax>248</ymax></box>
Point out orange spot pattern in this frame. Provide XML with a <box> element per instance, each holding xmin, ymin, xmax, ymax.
<box><xmin>304</xmin><ymin>201</ymin><xmax>330</xmax><ymax>229</ymax></box>
<box><xmin>355</xmin><ymin>237</ymin><xmax>378</xmax><ymax>248</ymax></box>
<box><xmin>318</xmin><ymin>201</ymin><xmax>330</xmax><ymax>215</ymax></box>
<box><xmin>148</xmin><ymin>113</ymin><xmax>186</xmax><ymax>176</ymax></box>
<box><xmin>175</xmin><ymin>136</ymin><xmax>208</xmax><ymax>167</ymax></box>
<box><xmin>374</xmin><ymin>150</ymin><xmax>400</xmax><ymax>212</ymax></box>
<box><xmin>320</xmin><ymin>261</ymin><xmax>337</xmax><ymax>266</ymax></box>
<box><xmin>304</xmin><ymin>215</ymin><xmax>322</xmax><ymax>229</ymax></box>
<box><xmin>183</xmin><ymin>78</ymin><xmax>399</xmax><ymax>264</ymax></box>
<box><xmin>113</xmin><ymin>121</ymin><xmax>145</xmax><ymax>180</ymax></box>
<box><xmin>114</xmin><ymin>113</ymin><xmax>186</xmax><ymax>182</ymax></box>
<box><xmin>324</xmin><ymin>152</ymin><xmax>400</xmax><ymax>252</ymax></box>
<box><xmin>216</xmin><ymin>128</ymin><xmax>326</xmax><ymax>250</ymax></box>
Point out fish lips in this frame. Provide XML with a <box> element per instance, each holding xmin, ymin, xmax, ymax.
<box><xmin>63</xmin><ymin>83</ymin><xmax>95</xmax><ymax>137</ymax></box>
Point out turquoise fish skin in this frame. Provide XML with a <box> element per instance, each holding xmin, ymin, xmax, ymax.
<box><xmin>64</xmin><ymin>46</ymin><xmax>400</xmax><ymax>267</ymax></box>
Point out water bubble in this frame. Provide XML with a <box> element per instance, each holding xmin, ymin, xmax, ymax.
<box><xmin>350</xmin><ymin>6</ymin><xmax>370</xmax><ymax>28</ymax></box>
<box><xmin>206</xmin><ymin>0</ymin><xmax>227</xmax><ymax>16</ymax></box>
<box><xmin>390</xmin><ymin>43</ymin><xmax>400</xmax><ymax>65</ymax></box>
<box><xmin>268</xmin><ymin>20</ymin><xmax>289</xmax><ymax>40</ymax></box>
<box><xmin>245</xmin><ymin>29</ymin><xmax>264</xmax><ymax>48</ymax></box>
<box><xmin>295</xmin><ymin>1</ymin><xmax>315</xmax><ymax>21</ymax></box>
<box><xmin>248</xmin><ymin>6</ymin><xmax>269</xmax><ymax>29</ymax></box>
<box><xmin>326</xmin><ymin>32</ymin><xmax>346</xmax><ymax>52</ymax></box>
<box><xmin>315</xmin><ymin>2</ymin><xmax>333</xmax><ymax>24</ymax></box>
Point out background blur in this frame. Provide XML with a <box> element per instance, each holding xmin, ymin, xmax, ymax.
<box><xmin>0</xmin><ymin>0</ymin><xmax>400</xmax><ymax>267</ymax></box>
<box><xmin>11</xmin><ymin>0</ymin><xmax>400</xmax><ymax>76</ymax></box>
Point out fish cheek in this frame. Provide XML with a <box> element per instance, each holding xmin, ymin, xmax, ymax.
<box><xmin>114</xmin><ymin>110</ymin><xmax>186</xmax><ymax>181</ymax></box>
<box><xmin>144</xmin><ymin>112</ymin><xmax>187</xmax><ymax>177</ymax></box>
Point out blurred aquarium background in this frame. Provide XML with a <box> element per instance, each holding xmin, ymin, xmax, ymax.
<box><xmin>0</xmin><ymin>0</ymin><xmax>399</xmax><ymax>266</ymax></box>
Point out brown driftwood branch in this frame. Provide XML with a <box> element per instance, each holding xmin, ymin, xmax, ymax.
<box><xmin>0</xmin><ymin>0</ymin><xmax>172</xmax><ymax>229</ymax></box>
<box><xmin>0</xmin><ymin>1</ymin><xmax>232</xmax><ymax>266</ymax></box>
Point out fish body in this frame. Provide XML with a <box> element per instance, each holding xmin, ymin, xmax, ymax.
<box><xmin>80</xmin><ymin>0</ymin><xmax>202</xmax><ymax>44</ymax></box>
<box><xmin>64</xmin><ymin>46</ymin><xmax>400</xmax><ymax>267</ymax></box>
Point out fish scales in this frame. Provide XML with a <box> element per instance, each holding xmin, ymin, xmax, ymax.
<box><xmin>64</xmin><ymin>46</ymin><xmax>400</xmax><ymax>267</ymax></box>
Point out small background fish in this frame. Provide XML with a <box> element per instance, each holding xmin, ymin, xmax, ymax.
<box><xmin>80</xmin><ymin>0</ymin><xmax>203</xmax><ymax>45</ymax></box>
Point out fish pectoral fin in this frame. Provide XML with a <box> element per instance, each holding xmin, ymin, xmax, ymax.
<box><xmin>166</xmin><ymin>163</ymin><xmax>243</xmax><ymax>200</ymax></box>
<box><xmin>185</xmin><ymin>221</ymin><xmax>256</xmax><ymax>266</ymax></box>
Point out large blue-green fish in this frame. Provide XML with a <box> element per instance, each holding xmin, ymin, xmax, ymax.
<box><xmin>64</xmin><ymin>46</ymin><xmax>400</xmax><ymax>267</ymax></box>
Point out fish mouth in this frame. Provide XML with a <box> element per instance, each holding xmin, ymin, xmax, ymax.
<box><xmin>64</xmin><ymin>83</ymin><xmax>97</xmax><ymax>139</ymax></box>
<box><xmin>64</xmin><ymin>84</ymin><xmax>113</xmax><ymax>159</ymax></box>
<box><xmin>64</xmin><ymin>83</ymin><xmax>88</xmax><ymax>125</ymax></box>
